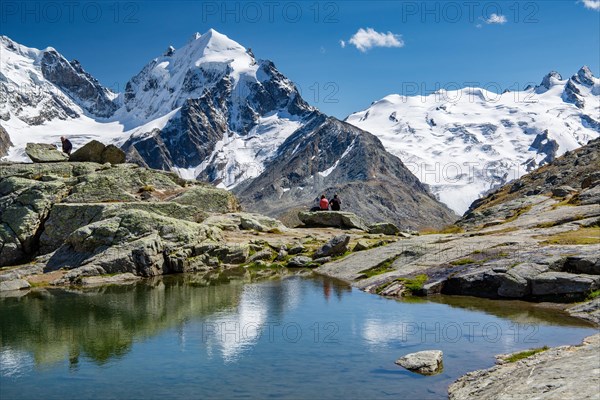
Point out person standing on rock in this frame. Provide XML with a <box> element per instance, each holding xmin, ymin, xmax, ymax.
<box><xmin>329</xmin><ymin>194</ymin><xmax>341</xmax><ymax>211</ymax></box>
<box><xmin>319</xmin><ymin>194</ymin><xmax>329</xmax><ymax>211</ymax></box>
<box><xmin>61</xmin><ymin>136</ymin><xmax>73</xmax><ymax>155</ymax></box>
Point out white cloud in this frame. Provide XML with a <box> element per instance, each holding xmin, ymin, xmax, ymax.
<box><xmin>485</xmin><ymin>13</ymin><xmax>507</xmax><ymax>24</ymax></box>
<box><xmin>344</xmin><ymin>28</ymin><xmax>404</xmax><ymax>52</ymax></box>
<box><xmin>339</xmin><ymin>40</ymin><xmax>346</xmax><ymax>48</ymax></box>
<box><xmin>581</xmin><ymin>0</ymin><xmax>600</xmax><ymax>10</ymax></box>
<box><xmin>476</xmin><ymin>23</ymin><xmax>483</xmax><ymax>29</ymax></box>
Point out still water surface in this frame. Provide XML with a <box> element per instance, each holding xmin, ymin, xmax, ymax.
<box><xmin>0</xmin><ymin>275</ymin><xmax>596</xmax><ymax>399</ymax></box>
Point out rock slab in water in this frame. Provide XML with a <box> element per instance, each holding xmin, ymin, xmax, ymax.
<box><xmin>25</xmin><ymin>143</ymin><xmax>69</xmax><ymax>162</ymax></box>
<box><xmin>395</xmin><ymin>350</ymin><xmax>443</xmax><ymax>375</ymax></box>
<box><xmin>298</xmin><ymin>211</ymin><xmax>369</xmax><ymax>231</ymax></box>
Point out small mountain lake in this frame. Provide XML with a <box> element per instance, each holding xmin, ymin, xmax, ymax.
<box><xmin>0</xmin><ymin>275</ymin><xmax>596</xmax><ymax>399</ymax></box>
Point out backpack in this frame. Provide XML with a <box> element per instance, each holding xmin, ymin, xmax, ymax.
<box><xmin>320</xmin><ymin>198</ymin><xmax>329</xmax><ymax>210</ymax></box>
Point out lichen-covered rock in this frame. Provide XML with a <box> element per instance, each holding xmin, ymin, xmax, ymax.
<box><xmin>298</xmin><ymin>211</ymin><xmax>369</xmax><ymax>231</ymax></box>
<box><xmin>45</xmin><ymin>210</ymin><xmax>220</xmax><ymax>276</ymax></box>
<box><xmin>368</xmin><ymin>222</ymin><xmax>400</xmax><ymax>235</ymax></box>
<box><xmin>239</xmin><ymin>214</ymin><xmax>287</xmax><ymax>233</ymax></box>
<box><xmin>39</xmin><ymin>202</ymin><xmax>206</xmax><ymax>254</ymax></box>
<box><xmin>171</xmin><ymin>186</ymin><xmax>240</xmax><ymax>213</ymax></box>
<box><xmin>0</xmin><ymin>176</ymin><xmax>69</xmax><ymax>266</ymax></box>
<box><xmin>313</xmin><ymin>235</ymin><xmax>350</xmax><ymax>259</ymax></box>
<box><xmin>25</xmin><ymin>143</ymin><xmax>69</xmax><ymax>162</ymax></box>
<box><xmin>287</xmin><ymin>256</ymin><xmax>315</xmax><ymax>268</ymax></box>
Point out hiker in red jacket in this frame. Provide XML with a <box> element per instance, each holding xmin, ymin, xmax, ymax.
<box><xmin>319</xmin><ymin>194</ymin><xmax>329</xmax><ymax>211</ymax></box>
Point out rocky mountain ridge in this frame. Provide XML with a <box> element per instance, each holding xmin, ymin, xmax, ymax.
<box><xmin>0</xmin><ymin>31</ymin><xmax>455</xmax><ymax>228</ymax></box>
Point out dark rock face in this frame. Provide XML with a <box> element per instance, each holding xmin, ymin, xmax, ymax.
<box><xmin>237</xmin><ymin>115</ymin><xmax>457</xmax><ymax>229</ymax></box>
<box><xmin>0</xmin><ymin>125</ymin><xmax>12</xmax><ymax>157</ymax></box>
<box><xmin>529</xmin><ymin>130</ymin><xmax>559</xmax><ymax>164</ymax></box>
<box><xmin>40</xmin><ymin>51</ymin><xmax>117</xmax><ymax>118</ymax></box>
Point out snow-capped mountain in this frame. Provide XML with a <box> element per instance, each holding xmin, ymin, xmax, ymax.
<box><xmin>345</xmin><ymin>67</ymin><xmax>600</xmax><ymax>214</ymax></box>
<box><xmin>120</xmin><ymin>29</ymin><xmax>315</xmax><ymax>187</ymax></box>
<box><xmin>0</xmin><ymin>30</ymin><xmax>456</xmax><ymax>228</ymax></box>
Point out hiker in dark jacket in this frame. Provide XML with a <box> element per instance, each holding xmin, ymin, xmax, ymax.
<box><xmin>61</xmin><ymin>136</ymin><xmax>73</xmax><ymax>155</ymax></box>
<box><xmin>329</xmin><ymin>194</ymin><xmax>341</xmax><ymax>211</ymax></box>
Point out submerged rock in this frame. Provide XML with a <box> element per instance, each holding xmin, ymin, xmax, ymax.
<box><xmin>395</xmin><ymin>350</ymin><xmax>443</xmax><ymax>375</ymax></box>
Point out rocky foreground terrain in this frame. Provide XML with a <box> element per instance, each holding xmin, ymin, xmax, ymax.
<box><xmin>1</xmin><ymin>138</ymin><xmax>599</xmax><ymax>399</ymax></box>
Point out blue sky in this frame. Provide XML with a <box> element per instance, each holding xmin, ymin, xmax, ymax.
<box><xmin>2</xmin><ymin>0</ymin><xmax>599</xmax><ymax>119</ymax></box>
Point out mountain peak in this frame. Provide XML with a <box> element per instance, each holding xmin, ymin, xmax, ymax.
<box><xmin>575</xmin><ymin>65</ymin><xmax>595</xmax><ymax>86</ymax></box>
<box><xmin>538</xmin><ymin>71</ymin><xmax>563</xmax><ymax>91</ymax></box>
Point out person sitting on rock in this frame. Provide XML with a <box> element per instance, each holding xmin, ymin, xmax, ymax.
<box><xmin>329</xmin><ymin>194</ymin><xmax>341</xmax><ymax>211</ymax></box>
<box><xmin>61</xmin><ymin>136</ymin><xmax>73</xmax><ymax>155</ymax></box>
<box><xmin>319</xmin><ymin>194</ymin><xmax>329</xmax><ymax>211</ymax></box>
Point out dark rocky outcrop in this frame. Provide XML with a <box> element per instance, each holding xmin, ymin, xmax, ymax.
<box><xmin>69</xmin><ymin>140</ymin><xmax>126</xmax><ymax>164</ymax></box>
<box><xmin>40</xmin><ymin>50</ymin><xmax>117</xmax><ymax>118</ymax></box>
<box><xmin>0</xmin><ymin>125</ymin><xmax>11</xmax><ymax>157</ymax></box>
<box><xmin>236</xmin><ymin>115</ymin><xmax>458</xmax><ymax>229</ymax></box>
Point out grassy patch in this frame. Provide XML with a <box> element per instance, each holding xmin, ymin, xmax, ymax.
<box><xmin>504</xmin><ymin>346</ymin><xmax>549</xmax><ymax>363</ymax></box>
<box><xmin>551</xmin><ymin>197</ymin><xmax>578</xmax><ymax>209</ymax></box>
<box><xmin>359</xmin><ymin>255</ymin><xmax>401</xmax><ymax>278</ymax></box>
<box><xmin>420</xmin><ymin>225</ymin><xmax>465</xmax><ymax>235</ymax></box>
<box><xmin>586</xmin><ymin>289</ymin><xmax>600</xmax><ymax>301</ymax></box>
<box><xmin>477</xmin><ymin>227</ymin><xmax>520</xmax><ymax>236</ymax></box>
<box><xmin>503</xmin><ymin>205</ymin><xmax>532</xmax><ymax>223</ymax></box>
<box><xmin>140</xmin><ymin>185</ymin><xmax>155</xmax><ymax>192</ymax></box>
<box><xmin>537</xmin><ymin>227</ymin><xmax>600</xmax><ymax>246</ymax></box>
<box><xmin>450</xmin><ymin>258</ymin><xmax>476</xmax><ymax>266</ymax></box>
<box><xmin>397</xmin><ymin>274</ymin><xmax>428</xmax><ymax>294</ymax></box>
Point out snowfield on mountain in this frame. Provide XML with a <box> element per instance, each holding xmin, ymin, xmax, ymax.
<box><xmin>345</xmin><ymin>67</ymin><xmax>600</xmax><ymax>213</ymax></box>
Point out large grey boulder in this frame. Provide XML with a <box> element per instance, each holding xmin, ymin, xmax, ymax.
<box><xmin>0</xmin><ymin>279</ymin><xmax>31</xmax><ymax>292</ymax></box>
<box><xmin>395</xmin><ymin>350</ymin><xmax>443</xmax><ymax>375</ymax></box>
<box><xmin>45</xmin><ymin>209</ymin><xmax>220</xmax><ymax>276</ymax></box>
<box><xmin>368</xmin><ymin>222</ymin><xmax>400</xmax><ymax>235</ymax></box>
<box><xmin>68</xmin><ymin>140</ymin><xmax>126</xmax><ymax>164</ymax></box>
<box><xmin>0</xmin><ymin>125</ymin><xmax>13</xmax><ymax>157</ymax></box>
<box><xmin>287</xmin><ymin>256</ymin><xmax>315</xmax><ymax>268</ymax></box>
<box><xmin>239</xmin><ymin>214</ymin><xmax>287</xmax><ymax>233</ymax></box>
<box><xmin>313</xmin><ymin>235</ymin><xmax>350</xmax><ymax>259</ymax></box>
<box><xmin>39</xmin><ymin>202</ymin><xmax>205</xmax><ymax>254</ymax></box>
<box><xmin>171</xmin><ymin>186</ymin><xmax>241</xmax><ymax>213</ymax></box>
<box><xmin>298</xmin><ymin>211</ymin><xmax>369</xmax><ymax>231</ymax></box>
<box><xmin>25</xmin><ymin>143</ymin><xmax>69</xmax><ymax>162</ymax></box>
